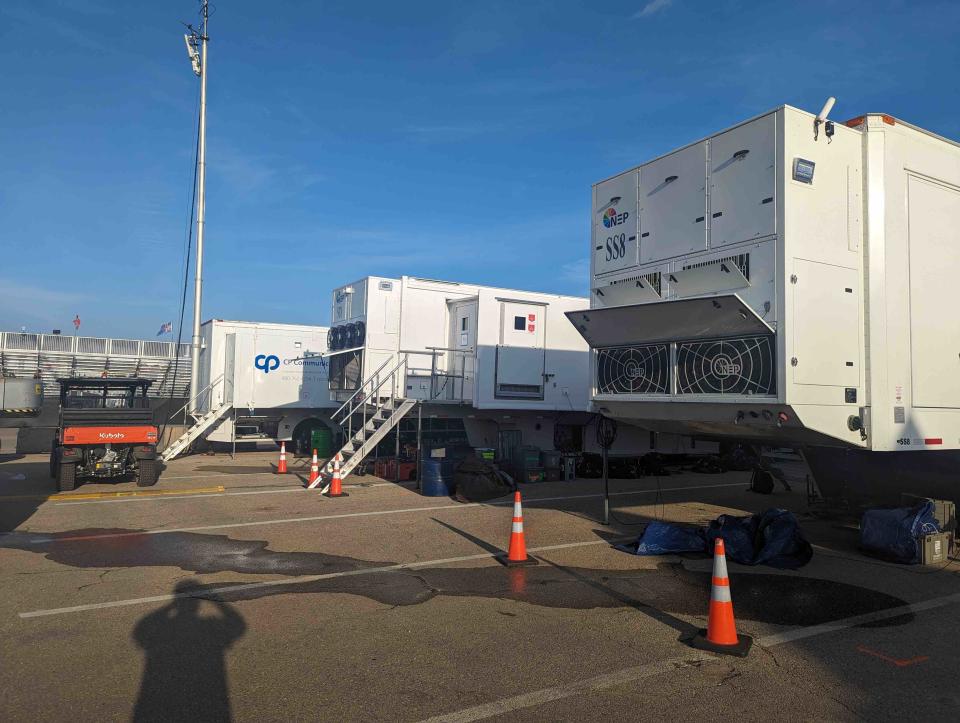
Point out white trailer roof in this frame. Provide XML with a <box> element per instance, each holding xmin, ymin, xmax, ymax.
<box><xmin>202</xmin><ymin>319</ymin><xmax>329</xmax><ymax>331</ymax></box>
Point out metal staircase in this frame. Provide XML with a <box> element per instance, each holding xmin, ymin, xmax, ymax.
<box><xmin>161</xmin><ymin>401</ymin><xmax>232</xmax><ymax>461</ymax></box>
<box><xmin>160</xmin><ymin>375</ymin><xmax>231</xmax><ymax>462</ymax></box>
<box><xmin>312</xmin><ymin>355</ymin><xmax>418</xmax><ymax>491</ymax></box>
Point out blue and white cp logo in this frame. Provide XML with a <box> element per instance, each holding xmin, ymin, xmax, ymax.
<box><xmin>254</xmin><ymin>354</ymin><xmax>280</xmax><ymax>374</ymax></box>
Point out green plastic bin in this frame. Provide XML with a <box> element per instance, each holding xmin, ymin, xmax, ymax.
<box><xmin>310</xmin><ymin>426</ymin><xmax>333</xmax><ymax>457</ymax></box>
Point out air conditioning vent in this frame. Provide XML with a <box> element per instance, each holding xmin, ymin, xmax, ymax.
<box><xmin>597</xmin><ymin>344</ymin><xmax>670</xmax><ymax>394</ymax></box>
<box><xmin>496</xmin><ymin>383</ymin><xmax>543</xmax><ymax>398</ymax></box>
<box><xmin>682</xmin><ymin>253</ymin><xmax>750</xmax><ymax>280</ymax></box>
<box><xmin>676</xmin><ymin>335</ymin><xmax>775</xmax><ymax>395</ymax></box>
<box><xmin>608</xmin><ymin>272</ymin><xmax>662</xmax><ymax>297</ymax></box>
<box><xmin>642</xmin><ymin>273</ymin><xmax>662</xmax><ymax>296</ymax></box>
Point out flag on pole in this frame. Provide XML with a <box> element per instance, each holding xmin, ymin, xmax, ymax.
<box><xmin>157</xmin><ymin>321</ymin><xmax>173</xmax><ymax>337</ymax></box>
<box><xmin>73</xmin><ymin>315</ymin><xmax>81</xmax><ymax>331</ymax></box>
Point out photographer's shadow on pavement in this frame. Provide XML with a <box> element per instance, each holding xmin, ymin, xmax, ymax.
<box><xmin>132</xmin><ymin>579</ymin><xmax>247</xmax><ymax>723</ymax></box>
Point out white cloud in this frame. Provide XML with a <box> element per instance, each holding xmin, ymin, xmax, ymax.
<box><xmin>1</xmin><ymin>4</ymin><xmax>113</xmax><ymax>53</ymax></box>
<box><xmin>404</xmin><ymin>123</ymin><xmax>503</xmax><ymax>144</ymax></box>
<box><xmin>559</xmin><ymin>259</ymin><xmax>590</xmax><ymax>285</ymax></box>
<box><xmin>633</xmin><ymin>0</ymin><xmax>674</xmax><ymax>19</ymax></box>
<box><xmin>0</xmin><ymin>279</ymin><xmax>88</xmax><ymax>332</ymax></box>
<box><xmin>557</xmin><ymin>259</ymin><xmax>590</xmax><ymax>297</ymax></box>
<box><xmin>211</xmin><ymin>145</ymin><xmax>278</xmax><ymax>195</ymax></box>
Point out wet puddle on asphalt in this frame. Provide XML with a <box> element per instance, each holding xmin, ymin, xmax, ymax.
<box><xmin>0</xmin><ymin>527</ymin><xmax>913</xmax><ymax>628</ymax></box>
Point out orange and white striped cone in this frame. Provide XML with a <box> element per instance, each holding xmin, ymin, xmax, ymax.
<box><xmin>498</xmin><ymin>490</ymin><xmax>538</xmax><ymax>567</ymax></box>
<box><xmin>276</xmin><ymin>441</ymin><xmax>288</xmax><ymax>475</ymax></box>
<box><xmin>323</xmin><ymin>452</ymin><xmax>348</xmax><ymax>498</ymax></box>
<box><xmin>306</xmin><ymin>448</ymin><xmax>320</xmax><ymax>488</ymax></box>
<box><xmin>690</xmin><ymin>537</ymin><xmax>752</xmax><ymax>656</ymax></box>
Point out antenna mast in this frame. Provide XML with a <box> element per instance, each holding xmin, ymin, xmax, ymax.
<box><xmin>186</xmin><ymin>0</ymin><xmax>208</xmax><ymax>414</ymax></box>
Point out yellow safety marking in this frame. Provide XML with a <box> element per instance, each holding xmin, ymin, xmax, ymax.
<box><xmin>0</xmin><ymin>486</ymin><xmax>225</xmax><ymax>503</ymax></box>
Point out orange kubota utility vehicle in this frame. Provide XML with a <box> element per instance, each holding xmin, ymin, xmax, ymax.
<box><xmin>49</xmin><ymin>377</ymin><xmax>160</xmax><ymax>491</ymax></box>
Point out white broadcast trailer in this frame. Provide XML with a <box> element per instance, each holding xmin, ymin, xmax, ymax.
<box><xmin>193</xmin><ymin>319</ymin><xmax>337</xmax><ymax>452</ymax></box>
<box><xmin>322</xmin><ymin>275</ymin><xmax>697</xmax><ymax>475</ymax></box>
<box><xmin>568</xmin><ymin>103</ymin><xmax>960</xmax><ymax>503</ymax></box>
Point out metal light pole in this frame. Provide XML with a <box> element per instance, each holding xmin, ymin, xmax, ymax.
<box><xmin>187</xmin><ymin>1</ymin><xmax>208</xmax><ymax>414</ymax></box>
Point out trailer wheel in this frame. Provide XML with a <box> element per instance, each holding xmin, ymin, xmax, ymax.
<box><xmin>136</xmin><ymin>459</ymin><xmax>159</xmax><ymax>487</ymax></box>
<box><xmin>56</xmin><ymin>462</ymin><xmax>76</xmax><ymax>492</ymax></box>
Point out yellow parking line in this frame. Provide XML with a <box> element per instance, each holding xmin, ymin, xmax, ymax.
<box><xmin>1</xmin><ymin>486</ymin><xmax>225</xmax><ymax>503</ymax></box>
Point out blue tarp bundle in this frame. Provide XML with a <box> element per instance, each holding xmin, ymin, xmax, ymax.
<box><xmin>617</xmin><ymin>508</ymin><xmax>813</xmax><ymax>569</ymax></box>
<box><xmin>860</xmin><ymin>501</ymin><xmax>940</xmax><ymax>564</ymax></box>
<box><xmin>618</xmin><ymin>521</ymin><xmax>706</xmax><ymax>555</ymax></box>
<box><xmin>705</xmin><ymin>509</ymin><xmax>813</xmax><ymax>569</ymax></box>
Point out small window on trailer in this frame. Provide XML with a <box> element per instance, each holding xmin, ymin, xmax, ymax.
<box><xmin>513</xmin><ymin>316</ymin><xmax>525</xmax><ymax>331</ymax></box>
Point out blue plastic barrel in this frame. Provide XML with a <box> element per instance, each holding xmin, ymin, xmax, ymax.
<box><xmin>421</xmin><ymin>459</ymin><xmax>454</xmax><ymax>496</ymax></box>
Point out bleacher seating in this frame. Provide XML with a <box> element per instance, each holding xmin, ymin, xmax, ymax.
<box><xmin>0</xmin><ymin>331</ymin><xmax>191</xmax><ymax>398</ymax></box>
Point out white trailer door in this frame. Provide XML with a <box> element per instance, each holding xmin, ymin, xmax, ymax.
<box><xmin>496</xmin><ymin>301</ymin><xmax>545</xmax><ymax>399</ymax></box>
<box><xmin>223</xmin><ymin>333</ymin><xmax>236</xmax><ymax>405</ymax></box>
<box><xmin>908</xmin><ymin>175</ymin><xmax>960</xmax><ymax>407</ymax></box>
<box><xmin>792</xmin><ymin>260</ymin><xmax>860</xmax><ymax>388</ymax></box>
<box><xmin>447</xmin><ymin>300</ymin><xmax>477</xmax><ymax>401</ymax></box>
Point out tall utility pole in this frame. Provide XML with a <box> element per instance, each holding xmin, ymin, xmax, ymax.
<box><xmin>186</xmin><ymin>0</ymin><xmax>208</xmax><ymax>414</ymax></box>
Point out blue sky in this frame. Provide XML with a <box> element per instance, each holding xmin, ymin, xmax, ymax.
<box><xmin>1</xmin><ymin>0</ymin><xmax>958</xmax><ymax>339</ymax></box>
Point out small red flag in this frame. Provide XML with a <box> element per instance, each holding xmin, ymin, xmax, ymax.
<box><xmin>73</xmin><ymin>315</ymin><xmax>81</xmax><ymax>330</ymax></box>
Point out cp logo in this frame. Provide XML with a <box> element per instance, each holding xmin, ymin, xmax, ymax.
<box><xmin>254</xmin><ymin>354</ymin><xmax>280</xmax><ymax>374</ymax></box>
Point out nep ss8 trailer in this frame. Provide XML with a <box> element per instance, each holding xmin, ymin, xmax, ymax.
<box><xmin>568</xmin><ymin>104</ymin><xmax>960</xmax><ymax>504</ymax></box>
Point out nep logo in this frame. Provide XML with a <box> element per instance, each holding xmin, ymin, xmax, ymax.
<box><xmin>599</xmin><ymin>196</ymin><xmax>629</xmax><ymax>228</ymax></box>
<box><xmin>254</xmin><ymin>354</ymin><xmax>280</xmax><ymax>374</ymax></box>
<box><xmin>602</xmin><ymin>207</ymin><xmax>630</xmax><ymax>228</ymax></box>
<box><xmin>711</xmin><ymin>354</ymin><xmax>742</xmax><ymax>379</ymax></box>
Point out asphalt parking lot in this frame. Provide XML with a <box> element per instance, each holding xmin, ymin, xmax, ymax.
<box><xmin>1</xmin><ymin>451</ymin><xmax>958</xmax><ymax>722</ymax></box>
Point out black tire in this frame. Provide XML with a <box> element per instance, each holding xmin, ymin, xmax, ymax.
<box><xmin>50</xmin><ymin>446</ymin><xmax>59</xmax><ymax>479</ymax></box>
<box><xmin>136</xmin><ymin>458</ymin><xmax>159</xmax><ymax>487</ymax></box>
<box><xmin>56</xmin><ymin>462</ymin><xmax>77</xmax><ymax>492</ymax></box>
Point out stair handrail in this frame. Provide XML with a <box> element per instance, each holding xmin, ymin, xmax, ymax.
<box><xmin>399</xmin><ymin>347</ymin><xmax>471</xmax><ymax>403</ymax></box>
<box><xmin>335</xmin><ymin>353</ymin><xmax>410</xmax><ymax>432</ymax></box>
<box><xmin>168</xmin><ymin>373</ymin><xmax>225</xmax><ymax>425</ymax></box>
<box><xmin>331</xmin><ymin>356</ymin><xmax>392</xmax><ymax>423</ymax></box>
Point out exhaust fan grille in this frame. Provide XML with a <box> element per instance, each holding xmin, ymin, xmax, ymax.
<box><xmin>676</xmin><ymin>335</ymin><xmax>775</xmax><ymax>395</ymax></box>
<box><xmin>597</xmin><ymin>344</ymin><xmax>670</xmax><ymax>394</ymax></box>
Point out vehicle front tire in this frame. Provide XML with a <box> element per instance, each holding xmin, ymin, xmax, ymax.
<box><xmin>136</xmin><ymin>458</ymin><xmax>159</xmax><ymax>487</ymax></box>
<box><xmin>56</xmin><ymin>462</ymin><xmax>77</xmax><ymax>492</ymax></box>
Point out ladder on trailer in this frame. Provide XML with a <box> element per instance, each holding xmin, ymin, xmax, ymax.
<box><xmin>160</xmin><ymin>375</ymin><xmax>231</xmax><ymax>462</ymax></box>
<box><xmin>311</xmin><ymin>355</ymin><xmax>418</xmax><ymax>491</ymax></box>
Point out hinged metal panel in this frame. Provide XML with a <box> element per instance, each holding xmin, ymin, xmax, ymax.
<box><xmin>709</xmin><ymin>113</ymin><xmax>777</xmax><ymax>247</ymax></box>
<box><xmin>593</xmin><ymin>276</ymin><xmax>661</xmax><ymax>307</ymax></box>
<box><xmin>666</xmin><ymin>260</ymin><xmax>750</xmax><ymax>298</ymax></box>
<box><xmin>566</xmin><ymin>294</ymin><xmax>773</xmax><ymax>348</ymax></box>
<box><xmin>593</xmin><ymin>170</ymin><xmax>639</xmax><ymax>275</ymax></box>
<box><xmin>639</xmin><ymin>141</ymin><xmax>708</xmax><ymax>263</ymax></box>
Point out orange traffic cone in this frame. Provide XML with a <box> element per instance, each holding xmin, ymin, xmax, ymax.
<box><xmin>306</xmin><ymin>448</ymin><xmax>320</xmax><ymax>488</ymax></box>
<box><xmin>690</xmin><ymin>537</ymin><xmax>752</xmax><ymax>656</ymax></box>
<box><xmin>498</xmin><ymin>490</ymin><xmax>538</xmax><ymax>566</ymax></box>
<box><xmin>323</xmin><ymin>452</ymin><xmax>348</xmax><ymax>498</ymax></box>
<box><xmin>276</xmin><ymin>441</ymin><xmax>288</xmax><ymax>474</ymax></box>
